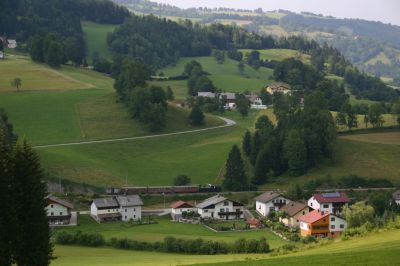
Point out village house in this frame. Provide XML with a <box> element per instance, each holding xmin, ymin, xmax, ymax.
<box><xmin>246</xmin><ymin>94</ymin><xmax>267</xmax><ymax>109</ymax></box>
<box><xmin>197</xmin><ymin>92</ymin><xmax>216</xmax><ymax>98</ymax></box>
<box><xmin>255</xmin><ymin>191</ymin><xmax>291</xmax><ymax>217</ymax></box>
<box><xmin>279</xmin><ymin>201</ymin><xmax>309</xmax><ymax>228</ymax></box>
<box><xmin>46</xmin><ymin>196</ymin><xmax>74</xmax><ymax>226</ymax></box>
<box><xmin>0</xmin><ymin>51</ymin><xmax>4</xmax><ymax>59</ymax></box>
<box><xmin>196</xmin><ymin>195</ymin><xmax>244</xmax><ymax>220</ymax></box>
<box><xmin>299</xmin><ymin>210</ymin><xmax>347</xmax><ymax>238</ymax></box>
<box><xmin>7</xmin><ymin>39</ymin><xmax>17</xmax><ymax>49</ymax></box>
<box><xmin>246</xmin><ymin>218</ymin><xmax>263</xmax><ymax>229</ymax></box>
<box><xmin>308</xmin><ymin>192</ymin><xmax>349</xmax><ymax>215</ymax></box>
<box><xmin>265</xmin><ymin>82</ymin><xmax>291</xmax><ymax>95</ymax></box>
<box><xmin>170</xmin><ymin>200</ymin><xmax>196</xmax><ymax>221</ymax></box>
<box><xmin>91</xmin><ymin>195</ymin><xmax>143</xmax><ymax>223</ymax></box>
<box><xmin>393</xmin><ymin>190</ymin><xmax>400</xmax><ymax>205</ymax></box>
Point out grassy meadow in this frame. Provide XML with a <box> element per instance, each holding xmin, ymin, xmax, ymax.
<box><xmin>82</xmin><ymin>21</ymin><xmax>117</xmax><ymax>63</ymax></box>
<box><xmin>239</xmin><ymin>49</ymin><xmax>311</xmax><ymax>64</ymax></box>
<box><xmin>58</xmin><ymin>214</ymin><xmax>286</xmax><ymax>247</ymax></box>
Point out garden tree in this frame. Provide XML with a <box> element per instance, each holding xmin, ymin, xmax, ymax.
<box><xmin>343</xmin><ymin>202</ymin><xmax>375</xmax><ymax>228</ymax></box>
<box><xmin>183</xmin><ymin>60</ymin><xmax>203</xmax><ymax>76</ymax></box>
<box><xmin>245</xmin><ymin>50</ymin><xmax>261</xmax><ymax>69</ymax></box>
<box><xmin>166</xmin><ymin>86</ymin><xmax>174</xmax><ymax>101</ymax></box>
<box><xmin>45</xmin><ymin>41</ymin><xmax>64</xmax><ymax>67</ymax></box>
<box><xmin>11</xmin><ymin>77</ymin><xmax>22</xmax><ymax>91</ymax></box>
<box><xmin>12</xmin><ymin>140</ymin><xmax>52</xmax><ymax>265</ymax></box>
<box><xmin>94</xmin><ymin>58</ymin><xmax>112</xmax><ymax>74</ymax></box>
<box><xmin>236</xmin><ymin>94</ymin><xmax>249</xmax><ymax>118</ymax></box>
<box><xmin>255</xmin><ymin>115</ymin><xmax>274</xmax><ymax>140</ymax></box>
<box><xmin>363</xmin><ymin>114</ymin><xmax>369</xmax><ymax>128</ymax></box>
<box><xmin>391</xmin><ymin>100</ymin><xmax>400</xmax><ymax>126</ymax></box>
<box><xmin>114</xmin><ymin>59</ymin><xmax>150</xmax><ymax>102</ymax></box>
<box><xmin>252</xmin><ymin>146</ymin><xmax>270</xmax><ymax>185</ymax></box>
<box><xmin>223</xmin><ymin>145</ymin><xmax>247</xmax><ymax>191</ymax></box>
<box><xmin>272</xmin><ymin>92</ymin><xmax>290</xmax><ymax>121</ymax></box>
<box><xmin>189</xmin><ymin>105</ymin><xmax>204</xmax><ymax>126</ymax></box>
<box><xmin>369</xmin><ymin>192</ymin><xmax>391</xmax><ymax>216</ymax></box>
<box><xmin>227</xmin><ymin>49</ymin><xmax>243</xmax><ymax>61</ymax></box>
<box><xmin>173</xmin><ymin>175</ymin><xmax>191</xmax><ymax>186</ymax></box>
<box><xmin>146</xmin><ymin>103</ymin><xmax>167</xmax><ymax>132</ymax></box>
<box><xmin>212</xmin><ymin>49</ymin><xmax>225</xmax><ymax>64</ymax></box>
<box><xmin>238</xmin><ymin>61</ymin><xmax>245</xmax><ymax>75</ymax></box>
<box><xmin>186</xmin><ymin>61</ymin><xmax>215</xmax><ymax>96</ymax></box>
<box><xmin>368</xmin><ymin>103</ymin><xmax>385</xmax><ymax>128</ymax></box>
<box><xmin>30</xmin><ymin>35</ymin><xmax>45</xmax><ymax>62</ymax></box>
<box><xmin>0</xmin><ymin>109</ymin><xmax>17</xmax><ymax>147</ymax></box>
<box><xmin>342</xmin><ymin>103</ymin><xmax>358</xmax><ymax>130</ymax></box>
<box><xmin>283</xmin><ymin>130</ymin><xmax>307</xmax><ymax>176</ymax></box>
<box><xmin>335</xmin><ymin>111</ymin><xmax>347</xmax><ymax>129</ymax></box>
<box><xmin>242</xmin><ymin>130</ymin><xmax>252</xmax><ymax>157</ymax></box>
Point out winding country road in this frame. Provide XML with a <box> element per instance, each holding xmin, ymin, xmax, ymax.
<box><xmin>34</xmin><ymin>117</ymin><xmax>236</xmax><ymax>149</ymax></box>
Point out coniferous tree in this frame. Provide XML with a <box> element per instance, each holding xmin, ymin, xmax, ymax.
<box><xmin>223</xmin><ymin>145</ymin><xmax>247</xmax><ymax>191</ymax></box>
<box><xmin>250</xmin><ymin>131</ymin><xmax>262</xmax><ymax>165</ymax></box>
<box><xmin>189</xmin><ymin>105</ymin><xmax>204</xmax><ymax>126</ymax></box>
<box><xmin>242</xmin><ymin>130</ymin><xmax>252</xmax><ymax>157</ymax></box>
<box><xmin>283</xmin><ymin>130</ymin><xmax>307</xmax><ymax>176</ymax></box>
<box><xmin>13</xmin><ymin>140</ymin><xmax>52</xmax><ymax>266</ymax></box>
<box><xmin>252</xmin><ymin>146</ymin><xmax>270</xmax><ymax>185</ymax></box>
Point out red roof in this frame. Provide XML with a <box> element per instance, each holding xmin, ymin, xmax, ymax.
<box><xmin>313</xmin><ymin>192</ymin><xmax>349</xmax><ymax>203</ymax></box>
<box><xmin>246</xmin><ymin>218</ymin><xmax>261</xmax><ymax>226</ymax></box>
<box><xmin>299</xmin><ymin>210</ymin><xmax>329</xmax><ymax>224</ymax></box>
<box><xmin>170</xmin><ymin>200</ymin><xmax>193</xmax><ymax>209</ymax></box>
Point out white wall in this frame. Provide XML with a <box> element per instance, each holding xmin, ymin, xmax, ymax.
<box><xmin>256</xmin><ymin>196</ymin><xmax>290</xmax><ymax>217</ymax></box>
<box><xmin>308</xmin><ymin>197</ymin><xmax>322</xmax><ymax>211</ymax></box>
<box><xmin>395</xmin><ymin>200</ymin><xmax>400</xmax><ymax>205</ymax></box>
<box><xmin>198</xmin><ymin>200</ymin><xmax>244</xmax><ymax>220</ymax></box>
<box><xmin>300</xmin><ymin>221</ymin><xmax>309</xmax><ymax>230</ymax></box>
<box><xmin>171</xmin><ymin>208</ymin><xmax>196</xmax><ymax>215</ymax></box>
<box><xmin>46</xmin><ymin>203</ymin><xmax>69</xmax><ymax>217</ymax></box>
<box><xmin>120</xmin><ymin>206</ymin><xmax>141</xmax><ymax>221</ymax></box>
<box><xmin>329</xmin><ymin>215</ymin><xmax>347</xmax><ymax>232</ymax></box>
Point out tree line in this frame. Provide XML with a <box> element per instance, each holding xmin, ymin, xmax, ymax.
<box><xmin>0</xmin><ymin>112</ymin><xmax>52</xmax><ymax>266</ymax></box>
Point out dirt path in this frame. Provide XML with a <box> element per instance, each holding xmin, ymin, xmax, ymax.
<box><xmin>34</xmin><ymin>117</ymin><xmax>236</xmax><ymax>149</ymax></box>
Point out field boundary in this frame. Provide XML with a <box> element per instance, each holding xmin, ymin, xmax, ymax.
<box><xmin>34</xmin><ymin>117</ymin><xmax>236</xmax><ymax>149</ymax></box>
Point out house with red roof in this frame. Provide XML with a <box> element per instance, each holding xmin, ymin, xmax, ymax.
<box><xmin>308</xmin><ymin>192</ymin><xmax>349</xmax><ymax>215</ymax></box>
<box><xmin>170</xmin><ymin>201</ymin><xmax>196</xmax><ymax>220</ymax></box>
<box><xmin>299</xmin><ymin>210</ymin><xmax>347</xmax><ymax>238</ymax></box>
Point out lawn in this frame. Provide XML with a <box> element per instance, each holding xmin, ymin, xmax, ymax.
<box><xmin>339</xmin><ymin>131</ymin><xmax>400</xmax><ymax>145</ymax></box>
<box><xmin>82</xmin><ymin>21</ymin><xmax>117</xmax><ymax>63</ymax></box>
<box><xmin>59</xmin><ymin>214</ymin><xmax>286</xmax><ymax>247</ymax></box>
<box><xmin>239</xmin><ymin>49</ymin><xmax>310</xmax><ymax>64</ymax></box>
<box><xmin>159</xmin><ymin>56</ymin><xmax>273</xmax><ymax>92</ymax></box>
<box><xmin>194</xmin><ymin>229</ymin><xmax>400</xmax><ymax>266</ymax></box>
<box><xmin>0</xmin><ymin>57</ymin><xmax>92</xmax><ymax>91</ymax></box>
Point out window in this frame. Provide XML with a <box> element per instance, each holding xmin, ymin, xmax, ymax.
<box><xmin>220</xmin><ymin>208</ymin><xmax>224</xmax><ymax>213</ymax></box>
<box><xmin>60</xmin><ymin>212</ymin><xmax>63</xmax><ymax>215</ymax></box>
<box><xmin>310</xmin><ymin>202</ymin><xmax>313</xmax><ymax>206</ymax></box>
<box><xmin>340</xmin><ymin>224</ymin><xmax>344</xmax><ymax>229</ymax></box>
<box><xmin>134</xmin><ymin>215</ymin><xmax>136</xmax><ymax>218</ymax></box>
<box><xmin>204</xmin><ymin>210</ymin><xmax>208</xmax><ymax>213</ymax></box>
<box><xmin>134</xmin><ymin>208</ymin><xmax>136</xmax><ymax>211</ymax></box>
<box><xmin>323</xmin><ymin>204</ymin><xmax>329</xmax><ymax>208</ymax></box>
<box><xmin>108</xmin><ymin>210</ymin><xmax>110</xmax><ymax>212</ymax></box>
<box><xmin>236</xmin><ymin>209</ymin><xmax>240</xmax><ymax>212</ymax></box>
<box><xmin>125</xmin><ymin>209</ymin><xmax>127</xmax><ymax>212</ymax></box>
<box><xmin>331</xmin><ymin>217</ymin><xmax>335</xmax><ymax>221</ymax></box>
<box><xmin>302</xmin><ymin>211</ymin><xmax>305</xmax><ymax>215</ymax></box>
<box><xmin>125</xmin><ymin>216</ymin><xmax>127</xmax><ymax>219</ymax></box>
<box><xmin>224</xmin><ymin>201</ymin><xmax>229</xmax><ymax>206</ymax></box>
<box><xmin>331</xmin><ymin>225</ymin><xmax>335</xmax><ymax>229</ymax></box>
<box><xmin>51</xmin><ymin>204</ymin><xmax>54</xmax><ymax>208</ymax></box>
<box><xmin>51</xmin><ymin>212</ymin><xmax>54</xmax><ymax>216</ymax></box>
<box><xmin>258</xmin><ymin>205</ymin><xmax>261</xmax><ymax>210</ymax></box>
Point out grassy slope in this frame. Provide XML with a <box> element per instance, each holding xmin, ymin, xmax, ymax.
<box><xmin>59</xmin><ymin>215</ymin><xmax>286</xmax><ymax>247</ymax></box>
<box><xmin>82</xmin><ymin>21</ymin><xmax>116</xmax><ymax>63</ymax></box>
<box><xmin>159</xmin><ymin>56</ymin><xmax>274</xmax><ymax>93</ymax></box>
<box><xmin>194</xmin><ymin>229</ymin><xmax>400</xmax><ymax>266</ymax></box>
<box><xmin>239</xmin><ymin>49</ymin><xmax>310</xmax><ymax>64</ymax></box>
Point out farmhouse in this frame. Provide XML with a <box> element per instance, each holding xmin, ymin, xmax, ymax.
<box><xmin>308</xmin><ymin>192</ymin><xmax>349</xmax><ymax>215</ymax></box>
<box><xmin>46</xmin><ymin>196</ymin><xmax>74</xmax><ymax>226</ymax></box>
<box><xmin>170</xmin><ymin>200</ymin><xmax>196</xmax><ymax>221</ymax></box>
<box><xmin>265</xmin><ymin>82</ymin><xmax>291</xmax><ymax>95</ymax></box>
<box><xmin>0</xmin><ymin>51</ymin><xmax>4</xmax><ymax>59</ymax></box>
<box><xmin>393</xmin><ymin>190</ymin><xmax>400</xmax><ymax>205</ymax></box>
<box><xmin>7</xmin><ymin>39</ymin><xmax>17</xmax><ymax>49</ymax></box>
<box><xmin>299</xmin><ymin>210</ymin><xmax>347</xmax><ymax>238</ymax></box>
<box><xmin>246</xmin><ymin>94</ymin><xmax>267</xmax><ymax>109</ymax></box>
<box><xmin>255</xmin><ymin>191</ymin><xmax>291</xmax><ymax>217</ymax></box>
<box><xmin>279</xmin><ymin>201</ymin><xmax>309</xmax><ymax>228</ymax></box>
<box><xmin>197</xmin><ymin>92</ymin><xmax>216</xmax><ymax>98</ymax></box>
<box><xmin>91</xmin><ymin>195</ymin><xmax>143</xmax><ymax>223</ymax></box>
<box><xmin>196</xmin><ymin>195</ymin><xmax>244</xmax><ymax>220</ymax></box>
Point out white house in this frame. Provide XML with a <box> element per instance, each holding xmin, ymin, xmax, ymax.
<box><xmin>197</xmin><ymin>92</ymin><xmax>216</xmax><ymax>98</ymax></box>
<box><xmin>46</xmin><ymin>196</ymin><xmax>74</xmax><ymax>226</ymax></box>
<box><xmin>196</xmin><ymin>195</ymin><xmax>244</xmax><ymax>220</ymax></box>
<box><xmin>170</xmin><ymin>200</ymin><xmax>196</xmax><ymax>220</ymax></box>
<box><xmin>116</xmin><ymin>195</ymin><xmax>143</xmax><ymax>221</ymax></box>
<box><xmin>0</xmin><ymin>51</ymin><xmax>4</xmax><ymax>59</ymax></box>
<box><xmin>393</xmin><ymin>190</ymin><xmax>400</xmax><ymax>205</ymax></box>
<box><xmin>308</xmin><ymin>192</ymin><xmax>349</xmax><ymax>215</ymax></box>
<box><xmin>329</xmin><ymin>214</ymin><xmax>347</xmax><ymax>237</ymax></box>
<box><xmin>255</xmin><ymin>191</ymin><xmax>291</xmax><ymax>217</ymax></box>
<box><xmin>91</xmin><ymin>198</ymin><xmax>121</xmax><ymax>222</ymax></box>
<box><xmin>7</xmin><ymin>39</ymin><xmax>17</xmax><ymax>49</ymax></box>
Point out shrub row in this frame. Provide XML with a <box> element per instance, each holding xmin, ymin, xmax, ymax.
<box><xmin>56</xmin><ymin>231</ymin><xmax>270</xmax><ymax>255</ymax></box>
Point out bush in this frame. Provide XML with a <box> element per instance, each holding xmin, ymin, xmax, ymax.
<box><xmin>56</xmin><ymin>231</ymin><xmax>105</xmax><ymax>247</ymax></box>
<box><xmin>302</xmin><ymin>235</ymin><xmax>317</xmax><ymax>244</ymax></box>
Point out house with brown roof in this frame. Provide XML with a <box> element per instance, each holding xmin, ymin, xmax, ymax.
<box><xmin>308</xmin><ymin>192</ymin><xmax>349</xmax><ymax>215</ymax></box>
<box><xmin>196</xmin><ymin>195</ymin><xmax>244</xmax><ymax>220</ymax></box>
<box><xmin>46</xmin><ymin>196</ymin><xmax>74</xmax><ymax>226</ymax></box>
<box><xmin>299</xmin><ymin>210</ymin><xmax>347</xmax><ymax>238</ymax></box>
<box><xmin>255</xmin><ymin>191</ymin><xmax>291</xmax><ymax>217</ymax></box>
<box><xmin>279</xmin><ymin>201</ymin><xmax>309</xmax><ymax>228</ymax></box>
<box><xmin>170</xmin><ymin>201</ymin><xmax>196</xmax><ymax>220</ymax></box>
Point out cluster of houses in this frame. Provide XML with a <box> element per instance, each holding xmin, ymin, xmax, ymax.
<box><xmin>255</xmin><ymin>191</ymin><xmax>349</xmax><ymax>237</ymax></box>
<box><xmin>0</xmin><ymin>36</ymin><xmax>17</xmax><ymax>59</ymax></box>
<box><xmin>45</xmin><ymin>189</ymin><xmax>400</xmax><ymax>239</ymax></box>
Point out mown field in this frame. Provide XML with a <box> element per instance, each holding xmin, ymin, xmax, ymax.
<box><xmin>82</xmin><ymin>21</ymin><xmax>116</xmax><ymax>63</ymax></box>
<box><xmin>58</xmin><ymin>214</ymin><xmax>286</xmax><ymax>246</ymax></box>
<box><xmin>158</xmin><ymin>56</ymin><xmax>274</xmax><ymax>93</ymax></box>
<box><xmin>51</xmin><ymin>228</ymin><xmax>400</xmax><ymax>266</ymax></box>
<box><xmin>239</xmin><ymin>49</ymin><xmax>310</xmax><ymax>64</ymax></box>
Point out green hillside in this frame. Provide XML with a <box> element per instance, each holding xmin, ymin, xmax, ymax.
<box><xmin>82</xmin><ymin>21</ymin><xmax>117</xmax><ymax>63</ymax></box>
<box><xmin>239</xmin><ymin>48</ymin><xmax>311</xmax><ymax>64</ymax></box>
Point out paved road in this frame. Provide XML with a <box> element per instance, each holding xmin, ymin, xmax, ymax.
<box><xmin>34</xmin><ymin>117</ymin><xmax>236</xmax><ymax>149</ymax></box>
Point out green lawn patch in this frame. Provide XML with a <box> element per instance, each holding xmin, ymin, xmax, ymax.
<box><xmin>239</xmin><ymin>49</ymin><xmax>310</xmax><ymax>64</ymax></box>
<box><xmin>82</xmin><ymin>21</ymin><xmax>117</xmax><ymax>63</ymax></box>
